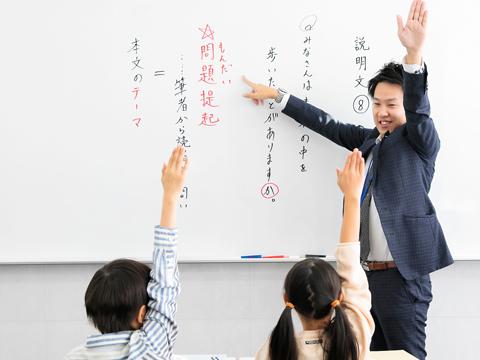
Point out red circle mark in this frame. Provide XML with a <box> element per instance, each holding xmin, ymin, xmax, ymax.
<box><xmin>261</xmin><ymin>182</ymin><xmax>280</xmax><ymax>199</ymax></box>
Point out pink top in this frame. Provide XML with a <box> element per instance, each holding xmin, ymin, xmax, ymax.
<box><xmin>256</xmin><ymin>242</ymin><xmax>374</xmax><ymax>360</ymax></box>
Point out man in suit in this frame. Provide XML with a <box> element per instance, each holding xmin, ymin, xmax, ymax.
<box><xmin>242</xmin><ymin>1</ymin><xmax>452</xmax><ymax>358</ymax></box>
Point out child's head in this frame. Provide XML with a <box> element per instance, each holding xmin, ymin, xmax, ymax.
<box><xmin>85</xmin><ymin>259</ymin><xmax>151</xmax><ymax>334</ymax></box>
<box><xmin>269</xmin><ymin>259</ymin><xmax>358</xmax><ymax>360</ymax></box>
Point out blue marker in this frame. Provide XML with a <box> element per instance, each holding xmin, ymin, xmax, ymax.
<box><xmin>241</xmin><ymin>254</ymin><xmax>262</xmax><ymax>259</ymax></box>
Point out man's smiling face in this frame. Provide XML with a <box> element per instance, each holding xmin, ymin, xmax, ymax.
<box><xmin>372</xmin><ymin>82</ymin><xmax>407</xmax><ymax>135</ymax></box>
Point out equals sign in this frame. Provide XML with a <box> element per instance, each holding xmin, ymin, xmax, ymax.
<box><xmin>154</xmin><ymin>70</ymin><xmax>165</xmax><ymax>76</ymax></box>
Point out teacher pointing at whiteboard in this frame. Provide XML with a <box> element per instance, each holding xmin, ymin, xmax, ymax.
<box><xmin>242</xmin><ymin>1</ymin><xmax>452</xmax><ymax>358</ymax></box>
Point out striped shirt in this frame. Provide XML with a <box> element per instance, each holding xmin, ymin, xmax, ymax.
<box><xmin>66</xmin><ymin>226</ymin><xmax>180</xmax><ymax>360</ymax></box>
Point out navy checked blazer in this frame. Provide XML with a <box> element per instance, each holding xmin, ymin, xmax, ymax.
<box><xmin>282</xmin><ymin>67</ymin><xmax>453</xmax><ymax>280</ymax></box>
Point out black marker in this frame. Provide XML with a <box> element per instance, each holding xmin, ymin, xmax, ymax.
<box><xmin>305</xmin><ymin>254</ymin><xmax>326</xmax><ymax>258</ymax></box>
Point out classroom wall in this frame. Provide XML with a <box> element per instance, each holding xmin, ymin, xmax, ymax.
<box><xmin>0</xmin><ymin>261</ymin><xmax>476</xmax><ymax>359</ymax></box>
<box><xmin>3</xmin><ymin>0</ymin><xmax>479</xmax><ymax>264</ymax></box>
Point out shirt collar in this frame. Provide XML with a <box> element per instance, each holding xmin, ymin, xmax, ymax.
<box><xmin>376</xmin><ymin>130</ymin><xmax>390</xmax><ymax>144</ymax></box>
<box><xmin>86</xmin><ymin>330</ymin><xmax>133</xmax><ymax>348</ymax></box>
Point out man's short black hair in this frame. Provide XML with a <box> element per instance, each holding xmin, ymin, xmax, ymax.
<box><xmin>368</xmin><ymin>62</ymin><xmax>404</xmax><ymax>98</ymax></box>
<box><xmin>85</xmin><ymin>259</ymin><xmax>151</xmax><ymax>334</ymax></box>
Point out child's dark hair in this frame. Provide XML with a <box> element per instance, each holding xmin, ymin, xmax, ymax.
<box><xmin>269</xmin><ymin>259</ymin><xmax>358</xmax><ymax>360</ymax></box>
<box><xmin>85</xmin><ymin>259</ymin><xmax>151</xmax><ymax>334</ymax></box>
<box><xmin>368</xmin><ymin>62</ymin><xmax>404</xmax><ymax>98</ymax></box>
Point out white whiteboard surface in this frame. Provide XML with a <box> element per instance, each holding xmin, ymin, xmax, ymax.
<box><xmin>0</xmin><ymin>0</ymin><xmax>478</xmax><ymax>262</ymax></box>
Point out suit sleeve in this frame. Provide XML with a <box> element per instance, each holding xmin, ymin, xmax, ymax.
<box><xmin>403</xmin><ymin>66</ymin><xmax>440</xmax><ymax>159</ymax></box>
<box><xmin>282</xmin><ymin>95</ymin><xmax>372</xmax><ymax>150</ymax></box>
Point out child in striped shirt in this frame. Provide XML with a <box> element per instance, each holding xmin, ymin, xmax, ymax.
<box><xmin>67</xmin><ymin>146</ymin><xmax>189</xmax><ymax>360</ymax></box>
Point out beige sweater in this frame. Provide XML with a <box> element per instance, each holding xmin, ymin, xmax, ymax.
<box><xmin>256</xmin><ymin>242</ymin><xmax>374</xmax><ymax>360</ymax></box>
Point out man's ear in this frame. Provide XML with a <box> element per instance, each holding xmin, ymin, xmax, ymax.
<box><xmin>283</xmin><ymin>292</ymin><xmax>289</xmax><ymax>304</ymax></box>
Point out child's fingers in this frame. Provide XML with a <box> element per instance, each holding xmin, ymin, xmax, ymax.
<box><xmin>178</xmin><ymin>147</ymin><xmax>186</xmax><ymax>170</ymax></box>
<box><xmin>170</xmin><ymin>147</ymin><xmax>179</xmax><ymax>169</ymax></box>
<box><xmin>357</xmin><ymin>151</ymin><xmax>365</xmax><ymax>174</ymax></box>
<box><xmin>173</xmin><ymin>146</ymin><xmax>185</xmax><ymax>171</ymax></box>
<box><xmin>343</xmin><ymin>151</ymin><xmax>352</xmax><ymax>172</ymax></box>
<box><xmin>167</xmin><ymin>147</ymin><xmax>177</xmax><ymax>169</ymax></box>
<box><xmin>168</xmin><ymin>146</ymin><xmax>181</xmax><ymax>172</ymax></box>
<box><xmin>182</xmin><ymin>157</ymin><xmax>190</xmax><ymax>176</ymax></box>
<box><xmin>350</xmin><ymin>149</ymin><xmax>358</xmax><ymax>171</ymax></box>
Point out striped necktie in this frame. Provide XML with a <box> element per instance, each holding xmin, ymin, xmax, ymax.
<box><xmin>359</xmin><ymin>142</ymin><xmax>380</xmax><ymax>261</ymax></box>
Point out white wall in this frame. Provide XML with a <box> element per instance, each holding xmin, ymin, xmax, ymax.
<box><xmin>2</xmin><ymin>0</ymin><xmax>479</xmax><ymax>263</ymax></box>
<box><xmin>0</xmin><ymin>261</ymin><xmax>476</xmax><ymax>359</ymax></box>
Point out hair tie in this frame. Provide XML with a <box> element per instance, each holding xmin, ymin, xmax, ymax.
<box><xmin>330</xmin><ymin>299</ymin><xmax>340</xmax><ymax>309</ymax></box>
<box><xmin>285</xmin><ymin>302</ymin><xmax>295</xmax><ymax>309</ymax></box>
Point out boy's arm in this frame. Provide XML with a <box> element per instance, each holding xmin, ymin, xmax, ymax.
<box><xmin>160</xmin><ymin>146</ymin><xmax>189</xmax><ymax>228</ymax></box>
<box><xmin>131</xmin><ymin>146</ymin><xmax>188</xmax><ymax>358</ymax></box>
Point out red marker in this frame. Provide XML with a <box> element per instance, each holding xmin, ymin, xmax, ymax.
<box><xmin>262</xmin><ymin>255</ymin><xmax>289</xmax><ymax>259</ymax></box>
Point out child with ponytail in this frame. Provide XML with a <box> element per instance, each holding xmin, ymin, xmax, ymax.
<box><xmin>256</xmin><ymin>149</ymin><xmax>374</xmax><ymax>360</ymax></box>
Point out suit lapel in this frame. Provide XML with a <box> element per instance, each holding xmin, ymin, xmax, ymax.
<box><xmin>359</xmin><ymin>137</ymin><xmax>378</xmax><ymax>159</ymax></box>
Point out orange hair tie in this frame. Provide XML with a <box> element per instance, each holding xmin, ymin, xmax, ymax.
<box><xmin>285</xmin><ymin>302</ymin><xmax>295</xmax><ymax>309</ymax></box>
<box><xmin>330</xmin><ymin>300</ymin><xmax>340</xmax><ymax>308</ymax></box>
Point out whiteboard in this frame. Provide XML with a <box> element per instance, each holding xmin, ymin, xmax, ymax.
<box><xmin>0</xmin><ymin>0</ymin><xmax>478</xmax><ymax>262</ymax></box>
